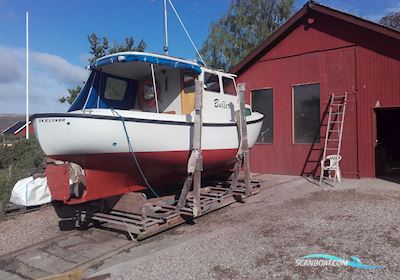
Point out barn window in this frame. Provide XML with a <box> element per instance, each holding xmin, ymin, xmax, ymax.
<box><xmin>251</xmin><ymin>88</ymin><xmax>273</xmax><ymax>143</ymax></box>
<box><xmin>293</xmin><ymin>83</ymin><xmax>320</xmax><ymax>143</ymax></box>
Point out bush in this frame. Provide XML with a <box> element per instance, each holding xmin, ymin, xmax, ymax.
<box><xmin>0</xmin><ymin>139</ymin><xmax>46</xmax><ymax>217</ymax></box>
<box><xmin>0</xmin><ymin>168</ymin><xmax>19</xmax><ymax>215</ymax></box>
<box><xmin>0</xmin><ymin>139</ymin><xmax>45</xmax><ymax>170</ymax></box>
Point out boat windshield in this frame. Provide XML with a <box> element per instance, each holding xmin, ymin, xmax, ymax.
<box><xmin>68</xmin><ymin>70</ymin><xmax>137</xmax><ymax>112</ymax></box>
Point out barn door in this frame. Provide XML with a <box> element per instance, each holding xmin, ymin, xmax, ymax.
<box><xmin>375</xmin><ymin>108</ymin><xmax>400</xmax><ymax>178</ymax></box>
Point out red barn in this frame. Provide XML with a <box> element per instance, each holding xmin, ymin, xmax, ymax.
<box><xmin>232</xmin><ymin>1</ymin><xmax>400</xmax><ymax>178</ymax></box>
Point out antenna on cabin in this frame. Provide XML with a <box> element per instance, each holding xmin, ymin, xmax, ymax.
<box><xmin>25</xmin><ymin>11</ymin><xmax>29</xmax><ymax>140</ymax></box>
<box><xmin>163</xmin><ymin>0</ymin><xmax>169</xmax><ymax>55</ymax></box>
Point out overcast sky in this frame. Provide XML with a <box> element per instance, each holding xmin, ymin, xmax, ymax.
<box><xmin>0</xmin><ymin>0</ymin><xmax>399</xmax><ymax>114</ymax></box>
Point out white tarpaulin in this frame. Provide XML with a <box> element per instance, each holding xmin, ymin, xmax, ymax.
<box><xmin>10</xmin><ymin>176</ymin><xmax>51</xmax><ymax>206</ymax></box>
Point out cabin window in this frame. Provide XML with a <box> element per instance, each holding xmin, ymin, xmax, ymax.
<box><xmin>293</xmin><ymin>83</ymin><xmax>320</xmax><ymax>143</ymax></box>
<box><xmin>183</xmin><ymin>72</ymin><xmax>195</xmax><ymax>93</ymax></box>
<box><xmin>251</xmin><ymin>89</ymin><xmax>273</xmax><ymax>143</ymax></box>
<box><xmin>222</xmin><ymin>77</ymin><xmax>236</xmax><ymax>95</ymax></box>
<box><xmin>204</xmin><ymin>72</ymin><xmax>220</xmax><ymax>93</ymax></box>
<box><xmin>104</xmin><ymin>77</ymin><xmax>127</xmax><ymax>101</ymax></box>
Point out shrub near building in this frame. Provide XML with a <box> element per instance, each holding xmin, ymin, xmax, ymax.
<box><xmin>0</xmin><ymin>140</ymin><xmax>45</xmax><ymax>217</ymax></box>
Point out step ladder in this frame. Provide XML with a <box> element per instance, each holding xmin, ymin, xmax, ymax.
<box><xmin>319</xmin><ymin>93</ymin><xmax>348</xmax><ymax>185</ymax></box>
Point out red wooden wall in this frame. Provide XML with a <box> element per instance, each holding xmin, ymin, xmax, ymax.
<box><xmin>15</xmin><ymin>123</ymin><xmax>35</xmax><ymax>138</ymax></box>
<box><xmin>237</xmin><ymin>12</ymin><xmax>400</xmax><ymax>178</ymax></box>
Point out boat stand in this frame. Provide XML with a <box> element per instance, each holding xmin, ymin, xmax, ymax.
<box><xmin>175</xmin><ymin>81</ymin><xmax>255</xmax><ymax>215</ymax></box>
<box><xmin>82</xmin><ymin>179</ymin><xmax>260</xmax><ymax>241</ymax></box>
<box><xmin>78</xmin><ymin>82</ymin><xmax>260</xmax><ymax>241</ymax></box>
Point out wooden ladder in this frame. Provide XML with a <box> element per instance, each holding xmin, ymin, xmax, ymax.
<box><xmin>319</xmin><ymin>93</ymin><xmax>348</xmax><ymax>185</ymax></box>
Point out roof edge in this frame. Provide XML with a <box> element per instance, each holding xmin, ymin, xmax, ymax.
<box><xmin>231</xmin><ymin>0</ymin><xmax>400</xmax><ymax>75</ymax></box>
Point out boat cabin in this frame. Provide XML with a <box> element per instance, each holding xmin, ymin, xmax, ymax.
<box><xmin>69</xmin><ymin>52</ymin><xmax>238</xmax><ymax>117</ymax></box>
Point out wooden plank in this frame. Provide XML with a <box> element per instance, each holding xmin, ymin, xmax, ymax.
<box><xmin>176</xmin><ymin>174</ymin><xmax>193</xmax><ymax>211</ymax></box>
<box><xmin>237</xmin><ymin>83</ymin><xmax>252</xmax><ymax>196</ymax></box>
<box><xmin>192</xmin><ymin>80</ymin><xmax>204</xmax><ymax>217</ymax></box>
<box><xmin>208</xmin><ymin>186</ymin><xmax>231</xmax><ymax>192</ymax></box>
<box><xmin>89</xmin><ymin>216</ymin><xmax>144</xmax><ymax>235</ymax></box>
<box><xmin>38</xmin><ymin>270</ymin><xmax>84</xmax><ymax>280</ymax></box>
<box><xmin>106</xmin><ymin>210</ymin><xmax>144</xmax><ymax>221</ymax></box>
<box><xmin>91</xmin><ymin>212</ymin><xmax>161</xmax><ymax>228</ymax></box>
<box><xmin>198</xmin><ymin>192</ymin><xmax>226</xmax><ymax>198</ymax></box>
<box><xmin>108</xmin><ymin>210</ymin><xmax>166</xmax><ymax>223</ymax></box>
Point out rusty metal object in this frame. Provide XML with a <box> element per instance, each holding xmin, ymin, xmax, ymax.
<box><xmin>102</xmin><ymin>192</ymin><xmax>147</xmax><ymax>214</ymax></box>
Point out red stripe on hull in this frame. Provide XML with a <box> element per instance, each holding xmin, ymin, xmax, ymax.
<box><xmin>47</xmin><ymin>149</ymin><xmax>237</xmax><ymax>204</ymax></box>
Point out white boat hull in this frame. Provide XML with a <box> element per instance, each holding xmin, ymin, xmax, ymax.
<box><xmin>34</xmin><ymin>109</ymin><xmax>263</xmax><ymax>155</ymax></box>
<box><xmin>33</xmin><ymin>109</ymin><xmax>263</xmax><ymax>204</ymax></box>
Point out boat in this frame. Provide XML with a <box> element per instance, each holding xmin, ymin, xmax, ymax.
<box><xmin>32</xmin><ymin>52</ymin><xmax>263</xmax><ymax>205</ymax></box>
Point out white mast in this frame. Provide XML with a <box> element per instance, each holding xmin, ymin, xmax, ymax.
<box><xmin>25</xmin><ymin>11</ymin><xmax>29</xmax><ymax>140</ymax></box>
<box><xmin>163</xmin><ymin>0</ymin><xmax>169</xmax><ymax>55</ymax></box>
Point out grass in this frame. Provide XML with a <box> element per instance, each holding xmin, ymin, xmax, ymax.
<box><xmin>0</xmin><ymin>139</ymin><xmax>45</xmax><ymax>218</ymax></box>
<box><xmin>0</xmin><ymin>168</ymin><xmax>13</xmax><ymax>214</ymax></box>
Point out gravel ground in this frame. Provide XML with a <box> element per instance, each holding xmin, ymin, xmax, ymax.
<box><xmin>0</xmin><ymin>175</ymin><xmax>399</xmax><ymax>279</ymax></box>
<box><xmin>0</xmin><ymin>206</ymin><xmax>60</xmax><ymax>256</ymax></box>
<box><xmin>87</xmin><ymin>175</ymin><xmax>400</xmax><ymax>280</ymax></box>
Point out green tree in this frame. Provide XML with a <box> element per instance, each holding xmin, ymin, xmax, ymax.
<box><xmin>87</xmin><ymin>33</ymin><xmax>109</xmax><ymax>63</ymax></box>
<box><xmin>60</xmin><ymin>33</ymin><xmax>147</xmax><ymax>105</ymax></box>
<box><xmin>87</xmin><ymin>33</ymin><xmax>147</xmax><ymax>63</ymax></box>
<box><xmin>59</xmin><ymin>85</ymin><xmax>82</xmax><ymax>105</ymax></box>
<box><xmin>379</xmin><ymin>11</ymin><xmax>400</xmax><ymax>31</ymax></box>
<box><xmin>200</xmin><ymin>0</ymin><xmax>294</xmax><ymax>71</ymax></box>
<box><xmin>108</xmin><ymin>37</ymin><xmax>147</xmax><ymax>58</ymax></box>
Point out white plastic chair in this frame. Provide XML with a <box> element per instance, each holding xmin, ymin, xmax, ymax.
<box><xmin>321</xmin><ymin>154</ymin><xmax>342</xmax><ymax>183</ymax></box>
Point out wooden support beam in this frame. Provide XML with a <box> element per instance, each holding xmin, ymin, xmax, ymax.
<box><xmin>229</xmin><ymin>147</ymin><xmax>241</xmax><ymax>192</ymax></box>
<box><xmin>176</xmin><ymin>79</ymin><xmax>203</xmax><ymax>217</ymax></box>
<box><xmin>229</xmin><ymin>83</ymin><xmax>252</xmax><ymax>195</ymax></box>
<box><xmin>176</xmin><ymin>174</ymin><xmax>193</xmax><ymax>211</ymax></box>
<box><xmin>237</xmin><ymin>83</ymin><xmax>252</xmax><ymax>196</ymax></box>
<box><xmin>192</xmin><ymin>80</ymin><xmax>203</xmax><ymax>217</ymax></box>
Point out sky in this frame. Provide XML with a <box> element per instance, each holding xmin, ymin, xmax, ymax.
<box><xmin>0</xmin><ymin>0</ymin><xmax>399</xmax><ymax>114</ymax></box>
